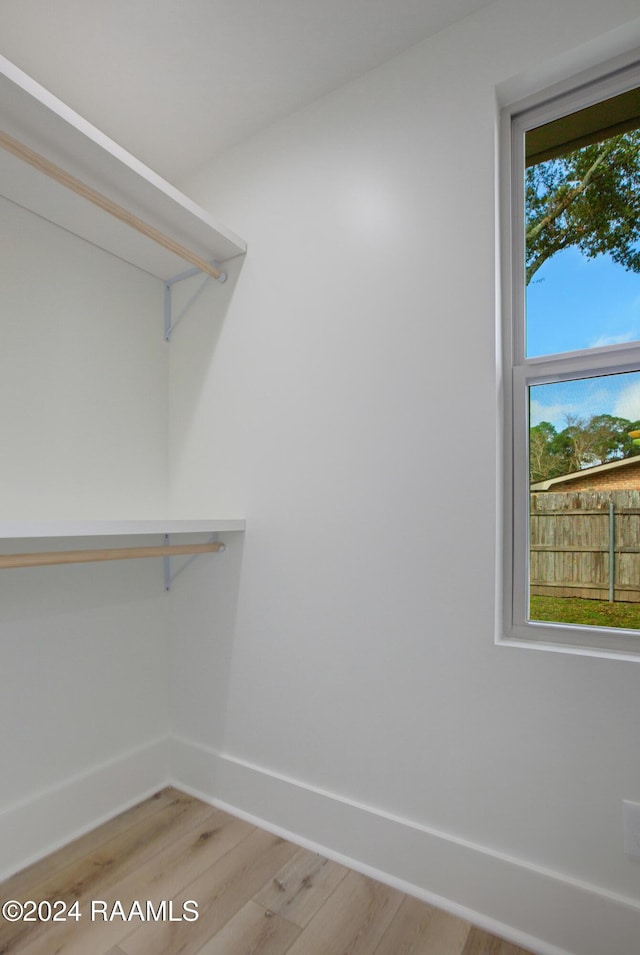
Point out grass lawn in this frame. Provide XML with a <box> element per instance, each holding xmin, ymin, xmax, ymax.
<box><xmin>530</xmin><ymin>595</ymin><xmax>640</xmax><ymax>629</ymax></box>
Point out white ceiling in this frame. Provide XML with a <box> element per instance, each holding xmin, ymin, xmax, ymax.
<box><xmin>0</xmin><ymin>0</ymin><xmax>496</xmax><ymax>184</ymax></box>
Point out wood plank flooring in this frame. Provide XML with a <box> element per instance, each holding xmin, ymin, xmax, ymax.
<box><xmin>0</xmin><ymin>788</ymin><xmax>537</xmax><ymax>955</ymax></box>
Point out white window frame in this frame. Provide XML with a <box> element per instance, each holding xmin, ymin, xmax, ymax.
<box><xmin>499</xmin><ymin>54</ymin><xmax>640</xmax><ymax>661</ymax></box>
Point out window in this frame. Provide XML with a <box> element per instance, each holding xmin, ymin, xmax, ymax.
<box><xmin>502</xmin><ymin>59</ymin><xmax>640</xmax><ymax>658</ymax></box>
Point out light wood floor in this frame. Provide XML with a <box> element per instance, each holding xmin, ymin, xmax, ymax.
<box><xmin>0</xmin><ymin>787</ymin><xmax>537</xmax><ymax>955</ymax></box>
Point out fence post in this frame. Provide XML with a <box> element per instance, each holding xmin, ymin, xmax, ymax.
<box><xmin>609</xmin><ymin>501</ymin><xmax>615</xmax><ymax>603</ymax></box>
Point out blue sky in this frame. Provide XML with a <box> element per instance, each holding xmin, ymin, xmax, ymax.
<box><xmin>527</xmin><ymin>248</ymin><xmax>640</xmax><ymax>429</ymax></box>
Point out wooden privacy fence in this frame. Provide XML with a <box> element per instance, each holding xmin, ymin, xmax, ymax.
<box><xmin>530</xmin><ymin>491</ymin><xmax>640</xmax><ymax>602</ymax></box>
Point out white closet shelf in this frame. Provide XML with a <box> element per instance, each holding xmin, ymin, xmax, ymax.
<box><xmin>0</xmin><ymin>55</ymin><xmax>246</xmax><ymax>280</ymax></box>
<box><xmin>0</xmin><ymin>520</ymin><xmax>246</xmax><ymax>540</ymax></box>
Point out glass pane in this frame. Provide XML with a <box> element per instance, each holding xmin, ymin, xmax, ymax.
<box><xmin>525</xmin><ymin>109</ymin><xmax>640</xmax><ymax>358</ymax></box>
<box><xmin>529</xmin><ymin>371</ymin><xmax>640</xmax><ymax>629</ymax></box>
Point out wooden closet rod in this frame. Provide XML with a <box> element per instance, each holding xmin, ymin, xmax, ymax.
<box><xmin>0</xmin><ymin>541</ymin><xmax>223</xmax><ymax>570</ymax></box>
<box><xmin>0</xmin><ymin>129</ymin><xmax>223</xmax><ymax>280</ymax></box>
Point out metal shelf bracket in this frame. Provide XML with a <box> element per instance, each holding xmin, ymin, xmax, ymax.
<box><xmin>164</xmin><ymin>261</ymin><xmax>227</xmax><ymax>342</ymax></box>
<box><xmin>163</xmin><ymin>533</ymin><xmax>225</xmax><ymax>590</ymax></box>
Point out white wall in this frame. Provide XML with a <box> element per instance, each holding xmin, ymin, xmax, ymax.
<box><xmin>0</xmin><ymin>198</ymin><xmax>168</xmax><ymax>518</ymax></box>
<box><xmin>0</xmin><ymin>200</ymin><xmax>171</xmax><ymax>874</ymax></box>
<box><xmin>170</xmin><ymin>2</ymin><xmax>640</xmax><ymax>952</ymax></box>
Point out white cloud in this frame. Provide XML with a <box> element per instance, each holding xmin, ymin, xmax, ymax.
<box><xmin>588</xmin><ymin>329</ymin><xmax>640</xmax><ymax>348</ymax></box>
<box><xmin>530</xmin><ymin>399</ymin><xmax>580</xmax><ymax>428</ymax></box>
<box><xmin>613</xmin><ymin>380</ymin><xmax>640</xmax><ymax>421</ymax></box>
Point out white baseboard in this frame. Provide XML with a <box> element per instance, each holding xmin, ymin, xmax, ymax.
<box><xmin>168</xmin><ymin>735</ymin><xmax>640</xmax><ymax>955</ymax></box>
<box><xmin>0</xmin><ymin>737</ymin><xmax>169</xmax><ymax>882</ymax></box>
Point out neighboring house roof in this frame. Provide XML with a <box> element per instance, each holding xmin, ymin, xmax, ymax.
<box><xmin>531</xmin><ymin>454</ymin><xmax>640</xmax><ymax>490</ymax></box>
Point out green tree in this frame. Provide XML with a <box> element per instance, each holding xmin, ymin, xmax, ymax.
<box><xmin>526</xmin><ymin>130</ymin><xmax>640</xmax><ymax>284</ymax></box>
<box><xmin>529</xmin><ymin>420</ymin><xmax>574</xmax><ymax>481</ymax></box>
<box><xmin>529</xmin><ymin>414</ymin><xmax>640</xmax><ymax>482</ymax></box>
<box><xmin>585</xmin><ymin>413</ymin><xmax>637</xmax><ymax>463</ymax></box>
<box><xmin>529</xmin><ymin>420</ymin><xmax>558</xmax><ymax>482</ymax></box>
